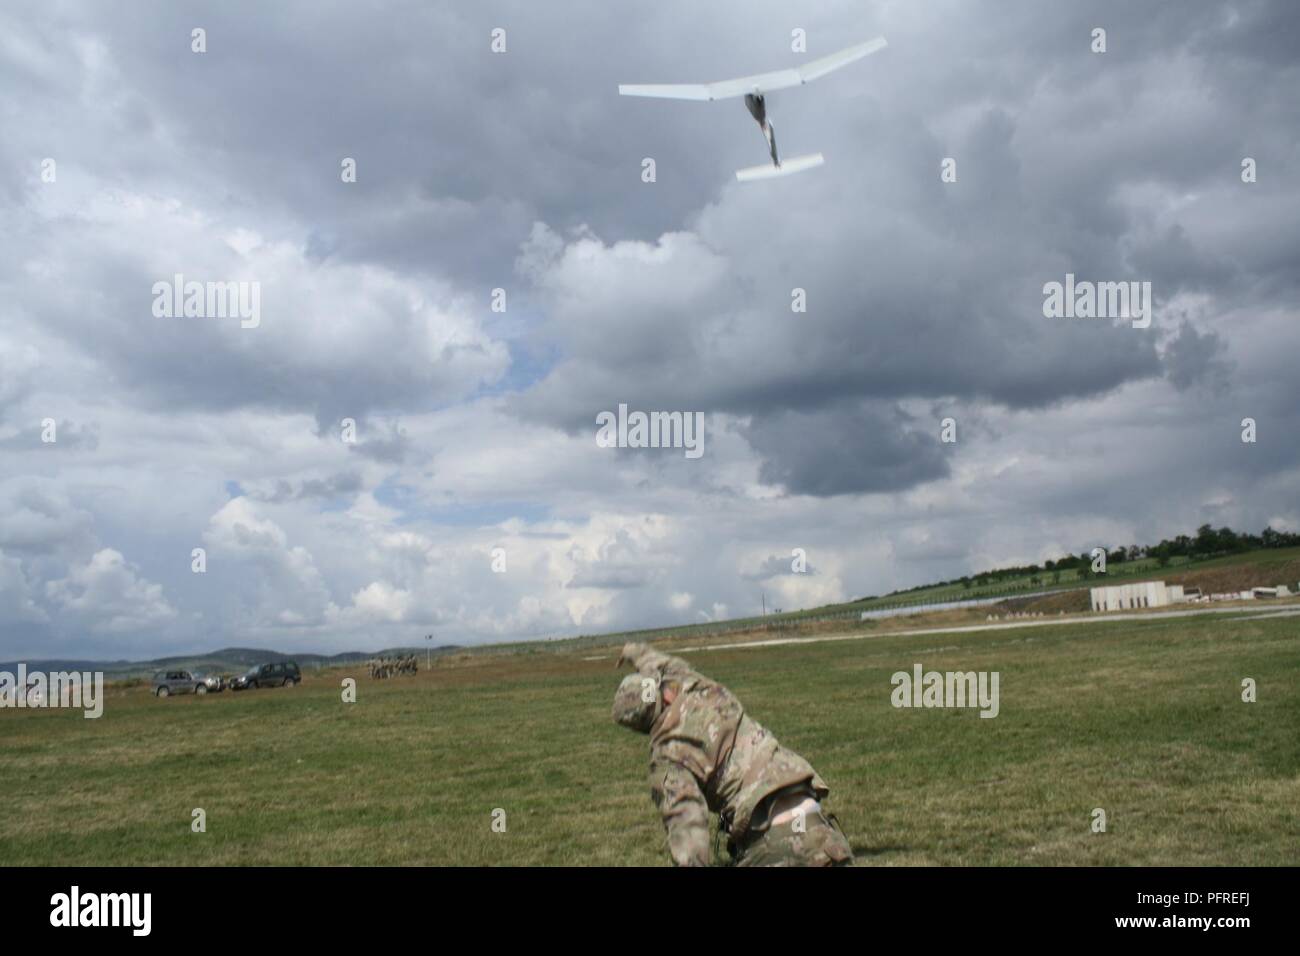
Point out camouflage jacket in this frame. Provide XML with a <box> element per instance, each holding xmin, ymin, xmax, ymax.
<box><xmin>625</xmin><ymin>643</ymin><xmax>827</xmax><ymax>866</ymax></box>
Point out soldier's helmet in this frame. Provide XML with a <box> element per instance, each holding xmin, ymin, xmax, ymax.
<box><xmin>612</xmin><ymin>673</ymin><xmax>660</xmax><ymax>733</ymax></box>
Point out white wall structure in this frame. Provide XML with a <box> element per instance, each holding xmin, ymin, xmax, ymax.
<box><xmin>1089</xmin><ymin>580</ymin><xmax>1187</xmax><ymax>612</ymax></box>
<box><xmin>1090</xmin><ymin>579</ymin><xmax>1300</xmax><ymax>611</ymax></box>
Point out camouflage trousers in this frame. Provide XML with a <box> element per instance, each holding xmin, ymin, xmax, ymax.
<box><xmin>733</xmin><ymin>808</ymin><xmax>854</xmax><ymax>867</ymax></box>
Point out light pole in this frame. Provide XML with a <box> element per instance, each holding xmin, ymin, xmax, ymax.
<box><xmin>425</xmin><ymin>633</ymin><xmax>432</xmax><ymax>670</ymax></box>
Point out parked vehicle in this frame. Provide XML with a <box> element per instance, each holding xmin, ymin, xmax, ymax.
<box><xmin>195</xmin><ymin>673</ymin><xmax>225</xmax><ymax>693</ymax></box>
<box><xmin>230</xmin><ymin>661</ymin><xmax>301</xmax><ymax>690</ymax></box>
<box><xmin>152</xmin><ymin>670</ymin><xmax>209</xmax><ymax>697</ymax></box>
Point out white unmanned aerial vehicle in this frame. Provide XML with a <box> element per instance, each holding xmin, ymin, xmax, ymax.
<box><xmin>618</xmin><ymin>36</ymin><xmax>886</xmax><ymax>181</ymax></box>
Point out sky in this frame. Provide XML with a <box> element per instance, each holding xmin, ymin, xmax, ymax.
<box><xmin>1</xmin><ymin>0</ymin><xmax>1297</xmax><ymax>660</ymax></box>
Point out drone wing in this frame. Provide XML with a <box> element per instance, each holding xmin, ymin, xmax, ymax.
<box><xmin>618</xmin><ymin>36</ymin><xmax>886</xmax><ymax>101</ymax></box>
<box><xmin>797</xmin><ymin>36</ymin><xmax>888</xmax><ymax>83</ymax></box>
<box><xmin>616</xmin><ymin>83</ymin><xmax>713</xmax><ymax>101</ymax></box>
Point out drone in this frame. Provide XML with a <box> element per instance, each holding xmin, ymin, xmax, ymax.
<box><xmin>618</xmin><ymin>36</ymin><xmax>887</xmax><ymax>181</ymax></box>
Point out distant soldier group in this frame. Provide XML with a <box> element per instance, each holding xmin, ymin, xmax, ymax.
<box><xmin>368</xmin><ymin>655</ymin><xmax>418</xmax><ymax>679</ymax></box>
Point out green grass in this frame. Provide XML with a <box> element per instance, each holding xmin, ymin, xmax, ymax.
<box><xmin>2</xmin><ymin>610</ymin><xmax>1297</xmax><ymax>865</ymax></box>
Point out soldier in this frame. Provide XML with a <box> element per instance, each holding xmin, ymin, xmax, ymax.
<box><xmin>613</xmin><ymin>641</ymin><xmax>853</xmax><ymax>867</ymax></box>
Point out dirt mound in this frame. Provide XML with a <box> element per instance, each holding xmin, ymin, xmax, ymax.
<box><xmin>999</xmin><ymin>589</ymin><xmax>1090</xmax><ymax>614</ymax></box>
<box><xmin>995</xmin><ymin>559</ymin><xmax>1300</xmax><ymax>614</ymax></box>
<box><xmin>1166</xmin><ymin>559</ymin><xmax>1300</xmax><ymax>596</ymax></box>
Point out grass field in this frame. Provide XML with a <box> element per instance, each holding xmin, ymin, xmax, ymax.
<box><xmin>2</xmin><ymin>608</ymin><xmax>1297</xmax><ymax>866</ymax></box>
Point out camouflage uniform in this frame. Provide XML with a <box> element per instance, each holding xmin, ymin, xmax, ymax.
<box><xmin>613</xmin><ymin>642</ymin><xmax>853</xmax><ymax>867</ymax></box>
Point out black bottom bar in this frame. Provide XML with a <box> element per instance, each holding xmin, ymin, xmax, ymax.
<box><xmin>1</xmin><ymin>866</ymin><xmax>1281</xmax><ymax>941</ymax></box>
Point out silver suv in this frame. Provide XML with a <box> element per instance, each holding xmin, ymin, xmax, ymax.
<box><xmin>151</xmin><ymin>670</ymin><xmax>213</xmax><ymax>697</ymax></box>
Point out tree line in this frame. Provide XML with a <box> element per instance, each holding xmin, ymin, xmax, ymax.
<box><xmin>882</xmin><ymin>525</ymin><xmax>1300</xmax><ymax>596</ymax></box>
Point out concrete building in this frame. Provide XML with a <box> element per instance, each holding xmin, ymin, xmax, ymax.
<box><xmin>1092</xmin><ymin>579</ymin><xmax>1300</xmax><ymax>611</ymax></box>
<box><xmin>1089</xmin><ymin>580</ymin><xmax>1185</xmax><ymax>612</ymax></box>
<box><xmin>1250</xmin><ymin>586</ymin><xmax>1292</xmax><ymax>598</ymax></box>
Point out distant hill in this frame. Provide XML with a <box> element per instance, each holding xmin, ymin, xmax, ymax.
<box><xmin>0</xmin><ymin>644</ymin><xmax>463</xmax><ymax>679</ymax></box>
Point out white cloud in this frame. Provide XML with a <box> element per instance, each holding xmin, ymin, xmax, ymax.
<box><xmin>0</xmin><ymin>549</ymin><xmax>47</xmax><ymax>625</ymax></box>
<box><xmin>339</xmin><ymin>581</ymin><xmax>413</xmax><ymax>624</ymax></box>
<box><xmin>45</xmin><ymin>548</ymin><xmax>176</xmax><ymax>634</ymax></box>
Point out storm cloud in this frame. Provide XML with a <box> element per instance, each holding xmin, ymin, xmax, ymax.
<box><xmin>1</xmin><ymin>0</ymin><xmax>1297</xmax><ymax>659</ymax></box>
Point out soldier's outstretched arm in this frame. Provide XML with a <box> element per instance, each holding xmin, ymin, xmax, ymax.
<box><xmin>618</xmin><ymin>642</ymin><xmax>698</xmax><ymax>681</ymax></box>
<box><xmin>649</xmin><ymin>759</ymin><xmax>711</xmax><ymax>867</ymax></box>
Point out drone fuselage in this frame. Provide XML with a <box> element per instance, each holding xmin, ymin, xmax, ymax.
<box><xmin>744</xmin><ymin>93</ymin><xmax>779</xmax><ymax>166</ymax></box>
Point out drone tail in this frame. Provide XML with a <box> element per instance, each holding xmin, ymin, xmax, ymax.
<box><xmin>735</xmin><ymin>153</ymin><xmax>825</xmax><ymax>182</ymax></box>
